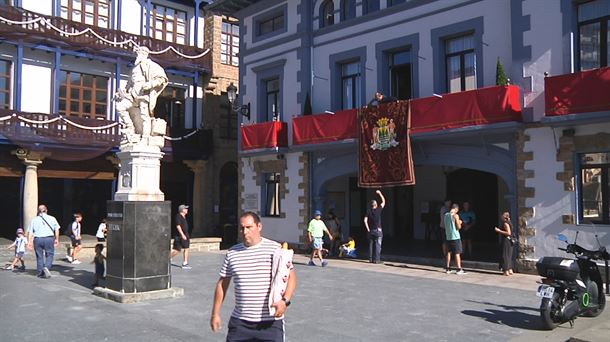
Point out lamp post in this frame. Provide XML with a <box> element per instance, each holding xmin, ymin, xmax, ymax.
<box><xmin>227</xmin><ymin>82</ymin><xmax>250</xmax><ymax>120</ymax></box>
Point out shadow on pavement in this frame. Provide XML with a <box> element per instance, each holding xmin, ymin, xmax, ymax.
<box><xmin>461</xmin><ymin>300</ymin><xmax>544</xmax><ymax>330</ymax></box>
<box><xmin>53</xmin><ymin>264</ymin><xmax>97</xmax><ymax>289</ymax></box>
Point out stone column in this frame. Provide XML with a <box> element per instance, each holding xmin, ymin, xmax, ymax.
<box><xmin>13</xmin><ymin>149</ymin><xmax>45</xmax><ymax>230</ymax></box>
<box><xmin>184</xmin><ymin>160</ymin><xmax>209</xmax><ymax>237</ymax></box>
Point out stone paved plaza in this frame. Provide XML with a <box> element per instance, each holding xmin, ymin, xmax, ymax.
<box><xmin>1</xmin><ymin>248</ymin><xmax>608</xmax><ymax>342</ymax></box>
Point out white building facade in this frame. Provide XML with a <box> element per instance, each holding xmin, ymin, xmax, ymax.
<box><xmin>208</xmin><ymin>0</ymin><xmax>610</xmax><ymax>271</ymax></box>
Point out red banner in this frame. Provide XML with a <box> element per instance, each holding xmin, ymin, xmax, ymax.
<box><xmin>241</xmin><ymin>121</ymin><xmax>288</xmax><ymax>151</ymax></box>
<box><xmin>545</xmin><ymin>66</ymin><xmax>610</xmax><ymax>115</ymax></box>
<box><xmin>411</xmin><ymin>85</ymin><xmax>521</xmax><ymax>133</ymax></box>
<box><xmin>359</xmin><ymin>101</ymin><xmax>415</xmax><ymax>188</ymax></box>
<box><xmin>292</xmin><ymin>108</ymin><xmax>358</xmax><ymax>145</ymax></box>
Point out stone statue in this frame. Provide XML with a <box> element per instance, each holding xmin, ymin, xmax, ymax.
<box><xmin>114</xmin><ymin>46</ymin><xmax>168</xmax><ymax>145</ymax></box>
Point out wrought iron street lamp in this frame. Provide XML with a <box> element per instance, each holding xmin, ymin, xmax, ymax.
<box><xmin>227</xmin><ymin>82</ymin><xmax>250</xmax><ymax>120</ymax></box>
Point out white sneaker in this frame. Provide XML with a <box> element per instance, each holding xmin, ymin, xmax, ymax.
<box><xmin>5</xmin><ymin>265</ymin><xmax>14</xmax><ymax>270</ymax></box>
<box><xmin>66</xmin><ymin>256</ymin><xmax>73</xmax><ymax>262</ymax></box>
<box><xmin>456</xmin><ymin>269</ymin><xmax>467</xmax><ymax>275</ymax></box>
<box><xmin>71</xmin><ymin>260</ymin><xmax>81</xmax><ymax>265</ymax></box>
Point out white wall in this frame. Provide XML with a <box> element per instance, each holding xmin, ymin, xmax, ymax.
<box><xmin>310</xmin><ymin>0</ymin><xmax>512</xmax><ymax>113</ymax></box>
<box><xmin>522</xmin><ymin>0</ymin><xmax>564</xmax><ymax>121</ymax></box>
<box><xmin>240</xmin><ymin>152</ymin><xmax>306</xmax><ymax>244</ymax></box>
<box><xmin>21</xmin><ymin>0</ymin><xmax>53</xmax><ymax>15</ymax></box>
<box><xmin>121</xmin><ymin>0</ymin><xmax>144</xmax><ymax>36</ymax></box>
<box><xmin>524</xmin><ymin>124</ymin><xmax>610</xmax><ymax>260</ymax></box>
<box><xmin>21</xmin><ymin>64</ymin><xmax>52</xmax><ymax>114</ymax></box>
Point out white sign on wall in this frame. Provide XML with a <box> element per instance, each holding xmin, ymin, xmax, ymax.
<box><xmin>244</xmin><ymin>193</ymin><xmax>259</xmax><ymax>212</ymax></box>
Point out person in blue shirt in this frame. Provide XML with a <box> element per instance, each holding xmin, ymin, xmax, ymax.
<box><xmin>27</xmin><ymin>205</ymin><xmax>60</xmax><ymax>279</ymax></box>
<box><xmin>459</xmin><ymin>201</ymin><xmax>476</xmax><ymax>258</ymax></box>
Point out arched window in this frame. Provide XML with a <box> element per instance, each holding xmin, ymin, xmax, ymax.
<box><xmin>363</xmin><ymin>0</ymin><xmax>380</xmax><ymax>15</ymax></box>
<box><xmin>320</xmin><ymin>0</ymin><xmax>334</xmax><ymax>28</ymax></box>
<box><xmin>340</xmin><ymin>0</ymin><xmax>355</xmax><ymax>21</ymax></box>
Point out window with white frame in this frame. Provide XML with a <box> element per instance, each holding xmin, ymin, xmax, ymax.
<box><xmin>389</xmin><ymin>50</ymin><xmax>412</xmax><ymax>100</ymax></box>
<box><xmin>388</xmin><ymin>0</ymin><xmax>405</xmax><ymax>7</ymax></box>
<box><xmin>258</xmin><ymin>13</ymin><xmax>284</xmax><ymax>36</ymax></box>
<box><xmin>363</xmin><ymin>0</ymin><xmax>380</xmax><ymax>14</ymax></box>
<box><xmin>341</xmin><ymin>61</ymin><xmax>361</xmax><ymax>110</ymax></box>
<box><xmin>263</xmin><ymin>172</ymin><xmax>281</xmax><ymax>217</ymax></box>
<box><xmin>154</xmin><ymin>86</ymin><xmax>186</xmax><ymax>129</ymax></box>
<box><xmin>340</xmin><ymin>0</ymin><xmax>355</xmax><ymax>21</ymax></box>
<box><xmin>265</xmin><ymin>78</ymin><xmax>280</xmax><ymax>121</ymax></box>
<box><xmin>221</xmin><ymin>20</ymin><xmax>239</xmax><ymax>66</ymax></box>
<box><xmin>0</xmin><ymin>60</ymin><xmax>11</xmax><ymax>110</ymax></box>
<box><xmin>320</xmin><ymin>0</ymin><xmax>334</xmax><ymax>28</ymax></box>
<box><xmin>579</xmin><ymin>152</ymin><xmax>610</xmax><ymax>224</ymax></box>
<box><xmin>445</xmin><ymin>34</ymin><xmax>476</xmax><ymax>93</ymax></box>
<box><xmin>149</xmin><ymin>3</ymin><xmax>187</xmax><ymax>45</ymax></box>
<box><xmin>60</xmin><ymin>0</ymin><xmax>110</xmax><ymax>28</ymax></box>
<box><xmin>578</xmin><ymin>0</ymin><xmax>610</xmax><ymax>71</ymax></box>
<box><xmin>59</xmin><ymin>71</ymin><xmax>108</xmax><ymax>119</ymax></box>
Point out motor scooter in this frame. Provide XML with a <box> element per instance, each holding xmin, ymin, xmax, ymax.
<box><xmin>535</xmin><ymin>232</ymin><xmax>610</xmax><ymax>330</ymax></box>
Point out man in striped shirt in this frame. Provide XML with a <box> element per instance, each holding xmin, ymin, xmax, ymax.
<box><xmin>210</xmin><ymin>212</ymin><xmax>297</xmax><ymax>341</ymax></box>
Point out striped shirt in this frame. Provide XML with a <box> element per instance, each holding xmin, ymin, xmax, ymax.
<box><xmin>219</xmin><ymin>238</ymin><xmax>287</xmax><ymax>322</ymax></box>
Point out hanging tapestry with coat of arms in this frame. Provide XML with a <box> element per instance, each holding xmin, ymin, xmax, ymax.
<box><xmin>358</xmin><ymin>100</ymin><xmax>415</xmax><ymax>188</ymax></box>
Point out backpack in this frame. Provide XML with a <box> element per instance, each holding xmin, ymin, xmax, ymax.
<box><xmin>64</xmin><ymin>222</ymin><xmax>73</xmax><ymax>236</ymax></box>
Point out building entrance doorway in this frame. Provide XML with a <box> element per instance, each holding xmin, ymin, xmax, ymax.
<box><xmin>447</xmin><ymin>168</ymin><xmax>500</xmax><ymax>261</ymax></box>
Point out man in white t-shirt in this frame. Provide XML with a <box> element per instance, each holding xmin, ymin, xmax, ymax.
<box><xmin>210</xmin><ymin>212</ymin><xmax>297</xmax><ymax>341</ymax></box>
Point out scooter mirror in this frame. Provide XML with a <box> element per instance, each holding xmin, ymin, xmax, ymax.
<box><xmin>557</xmin><ymin>234</ymin><xmax>569</xmax><ymax>243</ymax></box>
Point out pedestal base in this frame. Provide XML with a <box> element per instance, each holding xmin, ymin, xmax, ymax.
<box><xmin>115</xmin><ymin>144</ymin><xmax>164</xmax><ymax>201</ymax></box>
<box><xmin>93</xmin><ymin>286</ymin><xmax>184</xmax><ymax>303</ymax></box>
<box><xmin>106</xmin><ymin>201</ymin><xmax>171</xmax><ymax>293</ymax></box>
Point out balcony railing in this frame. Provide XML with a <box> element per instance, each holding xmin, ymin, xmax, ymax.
<box><xmin>288</xmin><ymin>85</ymin><xmax>522</xmax><ymax>147</ymax></box>
<box><xmin>241</xmin><ymin>121</ymin><xmax>288</xmax><ymax>151</ymax></box>
<box><xmin>0</xmin><ymin>4</ymin><xmax>211</xmax><ymax>71</ymax></box>
<box><xmin>545</xmin><ymin>66</ymin><xmax>610</xmax><ymax>116</ymax></box>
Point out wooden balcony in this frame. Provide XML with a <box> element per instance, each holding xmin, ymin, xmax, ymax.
<box><xmin>241</xmin><ymin>121</ymin><xmax>288</xmax><ymax>151</ymax></box>
<box><xmin>290</xmin><ymin>85</ymin><xmax>522</xmax><ymax>147</ymax></box>
<box><xmin>0</xmin><ymin>4</ymin><xmax>211</xmax><ymax>72</ymax></box>
<box><xmin>545</xmin><ymin>67</ymin><xmax>610</xmax><ymax>116</ymax></box>
<box><xmin>0</xmin><ymin>109</ymin><xmax>120</xmax><ymax>159</ymax></box>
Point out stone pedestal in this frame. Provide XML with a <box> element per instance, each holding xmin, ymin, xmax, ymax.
<box><xmin>115</xmin><ymin>143</ymin><xmax>165</xmax><ymax>201</ymax></box>
<box><xmin>105</xmin><ymin>201</ymin><xmax>172</xmax><ymax>293</ymax></box>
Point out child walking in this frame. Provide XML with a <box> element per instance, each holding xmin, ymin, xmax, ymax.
<box><xmin>6</xmin><ymin>228</ymin><xmax>27</xmax><ymax>271</ymax></box>
<box><xmin>92</xmin><ymin>244</ymin><xmax>105</xmax><ymax>287</ymax></box>
<box><xmin>307</xmin><ymin>210</ymin><xmax>333</xmax><ymax>267</ymax></box>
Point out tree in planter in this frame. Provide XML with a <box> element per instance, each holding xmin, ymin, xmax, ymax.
<box><xmin>496</xmin><ymin>57</ymin><xmax>509</xmax><ymax>86</ymax></box>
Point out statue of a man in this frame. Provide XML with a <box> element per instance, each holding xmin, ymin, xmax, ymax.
<box><xmin>115</xmin><ymin>46</ymin><xmax>168</xmax><ymax>143</ymax></box>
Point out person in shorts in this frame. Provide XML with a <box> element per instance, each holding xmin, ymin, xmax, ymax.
<box><xmin>307</xmin><ymin>210</ymin><xmax>333</xmax><ymax>267</ymax></box>
<box><xmin>92</xmin><ymin>243</ymin><xmax>106</xmax><ymax>287</ymax></box>
<box><xmin>6</xmin><ymin>228</ymin><xmax>27</xmax><ymax>271</ymax></box>
<box><xmin>444</xmin><ymin>204</ymin><xmax>466</xmax><ymax>275</ymax></box>
<box><xmin>171</xmin><ymin>204</ymin><xmax>191</xmax><ymax>269</ymax></box>
<box><xmin>69</xmin><ymin>213</ymin><xmax>83</xmax><ymax>264</ymax></box>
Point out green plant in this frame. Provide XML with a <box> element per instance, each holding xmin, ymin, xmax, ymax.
<box><xmin>496</xmin><ymin>57</ymin><xmax>509</xmax><ymax>86</ymax></box>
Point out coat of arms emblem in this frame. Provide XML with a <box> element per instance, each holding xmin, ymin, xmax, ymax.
<box><xmin>371</xmin><ymin>117</ymin><xmax>398</xmax><ymax>150</ymax></box>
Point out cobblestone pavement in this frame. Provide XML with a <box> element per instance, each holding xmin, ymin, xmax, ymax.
<box><xmin>0</xmin><ymin>246</ymin><xmax>608</xmax><ymax>342</ymax></box>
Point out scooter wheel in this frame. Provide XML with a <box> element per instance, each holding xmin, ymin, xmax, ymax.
<box><xmin>540</xmin><ymin>293</ymin><xmax>561</xmax><ymax>330</ymax></box>
<box><xmin>582</xmin><ymin>280</ymin><xmax>606</xmax><ymax>318</ymax></box>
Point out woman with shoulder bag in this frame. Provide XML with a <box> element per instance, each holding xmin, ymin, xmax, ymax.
<box><xmin>494</xmin><ymin>211</ymin><xmax>514</xmax><ymax>276</ymax></box>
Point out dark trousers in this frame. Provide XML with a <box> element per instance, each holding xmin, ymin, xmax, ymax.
<box><xmin>34</xmin><ymin>236</ymin><xmax>55</xmax><ymax>274</ymax></box>
<box><xmin>227</xmin><ymin>316</ymin><xmax>284</xmax><ymax>342</ymax></box>
<box><xmin>368</xmin><ymin>229</ymin><xmax>383</xmax><ymax>263</ymax></box>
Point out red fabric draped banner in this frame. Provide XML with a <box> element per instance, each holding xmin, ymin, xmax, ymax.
<box><xmin>241</xmin><ymin>121</ymin><xmax>288</xmax><ymax>151</ymax></box>
<box><xmin>292</xmin><ymin>109</ymin><xmax>358</xmax><ymax>145</ymax></box>
<box><xmin>358</xmin><ymin>101</ymin><xmax>415</xmax><ymax>188</ymax></box>
<box><xmin>411</xmin><ymin>85</ymin><xmax>521</xmax><ymax>133</ymax></box>
<box><xmin>545</xmin><ymin>66</ymin><xmax>610</xmax><ymax>115</ymax></box>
